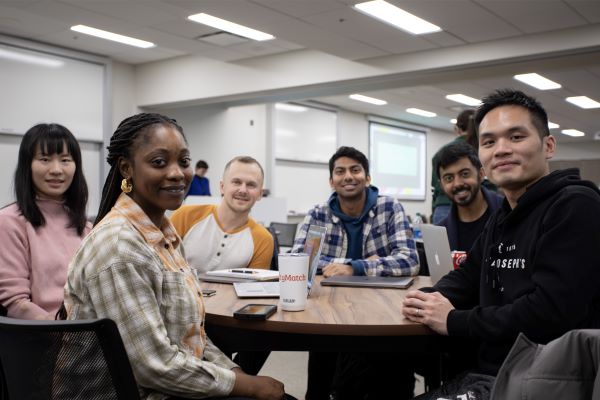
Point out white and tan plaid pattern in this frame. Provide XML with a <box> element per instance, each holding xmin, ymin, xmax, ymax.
<box><xmin>65</xmin><ymin>193</ymin><xmax>237</xmax><ymax>400</ymax></box>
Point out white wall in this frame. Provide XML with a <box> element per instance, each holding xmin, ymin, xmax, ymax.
<box><xmin>111</xmin><ymin>61</ymin><xmax>138</xmax><ymax>132</ymax></box>
<box><xmin>553</xmin><ymin>141</ymin><xmax>600</xmax><ymax>160</ymax></box>
<box><xmin>160</xmin><ymin>104</ymin><xmax>268</xmax><ymax>197</ymax></box>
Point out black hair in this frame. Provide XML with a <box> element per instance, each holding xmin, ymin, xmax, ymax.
<box><xmin>475</xmin><ymin>89</ymin><xmax>550</xmax><ymax>138</ymax></box>
<box><xmin>14</xmin><ymin>123</ymin><xmax>88</xmax><ymax>236</ymax></box>
<box><xmin>328</xmin><ymin>146</ymin><xmax>370</xmax><ymax>178</ymax></box>
<box><xmin>195</xmin><ymin>160</ymin><xmax>209</xmax><ymax>169</ymax></box>
<box><xmin>223</xmin><ymin>155</ymin><xmax>264</xmax><ymax>181</ymax></box>
<box><xmin>435</xmin><ymin>141</ymin><xmax>482</xmax><ymax>180</ymax></box>
<box><xmin>455</xmin><ymin>109</ymin><xmax>479</xmax><ymax>149</ymax></box>
<box><xmin>94</xmin><ymin>113</ymin><xmax>185</xmax><ymax>225</ymax></box>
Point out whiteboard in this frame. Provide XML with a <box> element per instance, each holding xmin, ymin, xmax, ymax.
<box><xmin>0</xmin><ymin>133</ymin><xmax>101</xmax><ymax>216</ymax></box>
<box><xmin>274</xmin><ymin>103</ymin><xmax>337</xmax><ymax>163</ymax></box>
<box><xmin>0</xmin><ymin>41</ymin><xmax>104</xmax><ymax>141</ymax></box>
<box><xmin>273</xmin><ymin>160</ymin><xmax>332</xmax><ymax>215</ymax></box>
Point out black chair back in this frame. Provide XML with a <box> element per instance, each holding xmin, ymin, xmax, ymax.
<box><xmin>0</xmin><ymin>317</ymin><xmax>140</xmax><ymax>400</ymax></box>
<box><xmin>269</xmin><ymin>222</ymin><xmax>298</xmax><ymax>249</ymax></box>
<box><xmin>267</xmin><ymin>226</ymin><xmax>280</xmax><ymax>270</ymax></box>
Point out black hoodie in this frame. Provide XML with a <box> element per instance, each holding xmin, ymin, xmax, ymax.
<box><xmin>434</xmin><ymin>168</ymin><xmax>600</xmax><ymax>375</ymax></box>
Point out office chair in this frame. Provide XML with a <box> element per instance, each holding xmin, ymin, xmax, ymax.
<box><xmin>0</xmin><ymin>316</ymin><xmax>140</xmax><ymax>400</ymax></box>
<box><xmin>268</xmin><ymin>222</ymin><xmax>298</xmax><ymax>251</ymax></box>
<box><xmin>267</xmin><ymin>225</ymin><xmax>280</xmax><ymax>271</ymax></box>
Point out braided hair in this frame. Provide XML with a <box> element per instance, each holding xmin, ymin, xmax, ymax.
<box><xmin>94</xmin><ymin>113</ymin><xmax>185</xmax><ymax>225</ymax></box>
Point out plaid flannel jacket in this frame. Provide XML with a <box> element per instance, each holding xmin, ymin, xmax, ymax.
<box><xmin>292</xmin><ymin>194</ymin><xmax>419</xmax><ymax>276</ymax></box>
<box><xmin>65</xmin><ymin>194</ymin><xmax>237</xmax><ymax>400</ymax></box>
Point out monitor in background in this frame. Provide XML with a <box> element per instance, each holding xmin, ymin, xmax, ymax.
<box><xmin>369</xmin><ymin>121</ymin><xmax>427</xmax><ymax>201</ymax></box>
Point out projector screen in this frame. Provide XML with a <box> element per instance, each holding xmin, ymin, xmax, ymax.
<box><xmin>369</xmin><ymin>121</ymin><xmax>427</xmax><ymax>200</ymax></box>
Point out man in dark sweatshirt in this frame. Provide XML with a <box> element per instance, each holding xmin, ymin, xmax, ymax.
<box><xmin>293</xmin><ymin>146</ymin><xmax>419</xmax><ymax>399</ymax></box>
<box><xmin>403</xmin><ymin>89</ymin><xmax>600</xmax><ymax>400</ymax></box>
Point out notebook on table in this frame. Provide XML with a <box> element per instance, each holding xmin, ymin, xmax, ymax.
<box><xmin>233</xmin><ymin>225</ymin><xmax>327</xmax><ymax>298</ymax></box>
<box><xmin>205</xmin><ymin>268</ymin><xmax>279</xmax><ymax>281</ymax></box>
<box><xmin>320</xmin><ymin>275</ymin><xmax>414</xmax><ymax>289</ymax></box>
<box><xmin>420</xmin><ymin>224</ymin><xmax>453</xmax><ymax>285</ymax></box>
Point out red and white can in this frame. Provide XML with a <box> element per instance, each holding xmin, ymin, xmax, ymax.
<box><xmin>451</xmin><ymin>251</ymin><xmax>467</xmax><ymax>270</ymax></box>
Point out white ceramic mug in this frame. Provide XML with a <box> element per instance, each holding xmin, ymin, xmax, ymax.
<box><xmin>278</xmin><ymin>253</ymin><xmax>309</xmax><ymax>311</ymax></box>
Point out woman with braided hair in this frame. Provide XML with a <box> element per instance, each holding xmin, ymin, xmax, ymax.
<box><xmin>64</xmin><ymin>113</ymin><xmax>288</xmax><ymax>400</ymax></box>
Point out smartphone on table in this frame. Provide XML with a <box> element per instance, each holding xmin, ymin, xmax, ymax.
<box><xmin>233</xmin><ymin>304</ymin><xmax>277</xmax><ymax>320</ymax></box>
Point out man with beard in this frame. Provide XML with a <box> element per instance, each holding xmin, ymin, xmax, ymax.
<box><xmin>293</xmin><ymin>146</ymin><xmax>419</xmax><ymax>400</ymax></box>
<box><xmin>171</xmin><ymin>155</ymin><xmax>273</xmax><ymax>273</ymax></box>
<box><xmin>435</xmin><ymin>141</ymin><xmax>503</xmax><ymax>252</ymax></box>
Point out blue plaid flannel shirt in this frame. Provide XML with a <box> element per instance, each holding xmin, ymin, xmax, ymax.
<box><xmin>292</xmin><ymin>195</ymin><xmax>419</xmax><ymax>276</ymax></box>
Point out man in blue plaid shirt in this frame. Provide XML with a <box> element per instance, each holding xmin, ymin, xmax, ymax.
<box><xmin>293</xmin><ymin>146</ymin><xmax>419</xmax><ymax>400</ymax></box>
<box><xmin>292</xmin><ymin>147</ymin><xmax>419</xmax><ymax>277</ymax></box>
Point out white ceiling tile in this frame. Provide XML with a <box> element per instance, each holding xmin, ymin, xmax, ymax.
<box><xmin>424</xmin><ymin>31</ymin><xmax>466</xmax><ymax>47</ymax></box>
<box><xmin>301</xmin><ymin>6</ymin><xmax>437</xmax><ymax>54</ymax></box>
<box><xmin>151</xmin><ymin>18</ymin><xmax>217</xmax><ymax>40</ymax></box>
<box><xmin>166</xmin><ymin>0</ymin><xmax>387</xmax><ymax>59</ymax></box>
<box><xmin>0</xmin><ymin>5</ymin><xmax>66</xmax><ymax>37</ymax></box>
<box><xmin>24</xmin><ymin>1</ymin><xmax>139</xmax><ymax>33</ymax></box>
<box><xmin>58</xmin><ymin>0</ymin><xmax>186</xmax><ymax>27</ymax></box>
<box><xmin>476</xmin><ymin>0</ymin><xmax>588</xmax><ymax>34</ymax></box>
<box><xmin>393</xmin><ymin>0</ymin><xmax>521</xmax><ymax>42</ymax></box>
<box><xmin>565</xmin><ymin>0</ymin><xmax>600</xmax><ymax>23</ymax></box>
<box><xmin>252</xmin><ymin>0</ymin><xmax>344</xmax><ymax>18</ymax></box>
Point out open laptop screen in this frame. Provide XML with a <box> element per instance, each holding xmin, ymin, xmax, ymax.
<box><xmin>302</xmin><ymin>225</ymin><xmax>327</xmax><ymax>293</ymax></box>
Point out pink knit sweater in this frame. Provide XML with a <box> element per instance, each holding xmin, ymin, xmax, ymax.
<box><xmin>0</xmin><ymin>199</ymin><xmax>90</xmax><ymax>319</ymax></box>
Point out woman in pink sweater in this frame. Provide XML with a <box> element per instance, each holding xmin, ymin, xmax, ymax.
<box><xmin>0</xmin><ymin>123</ymin><xmax>90</xmax><ymax>319</ymax></box>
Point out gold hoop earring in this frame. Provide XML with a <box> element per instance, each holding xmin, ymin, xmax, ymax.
<box><xmin>121</xmin><ymin>178</ymin><xmax>133</xmax><ymax>193</ymax></box>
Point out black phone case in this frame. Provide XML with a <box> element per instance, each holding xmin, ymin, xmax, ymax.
<box><xmin>233</xmin><ymin>304</ymin><xmax>277</xmax><ymax>320</ymax></box>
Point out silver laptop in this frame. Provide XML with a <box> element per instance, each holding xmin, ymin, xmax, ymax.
<box><xmin>234</xmin><ymin>225</ymin><xmax>327</xmax><ymax>298</ymax></box>
<box><xmin>320</xmin><ymin>275</ymin><xmax>414</xmax><ymax>289</ymax></box>
<box><xmin>420</xmin><ymin>224</ymin><xmax>453</xmax><ymax>285</ymax></box>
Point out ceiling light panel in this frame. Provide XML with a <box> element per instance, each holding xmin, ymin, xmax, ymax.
<box><xmin>354</xmin><ymin>1</ymin><xmax>442</xmax><ymax>35</ymax></box>
<box><xmin>70</xmin><ymin>25</ymin><xmax>154</xmax><ymax>48</ymax></box>
<box><xmin>349</xmin><ymin>94</ymin><xmax>387</xmax><ymax>105</ymax></box>
<box><xmin>188</xmin><ymin>13</ymin><xmax>274</xmax><ymax>41</ymax></box>
<box><xmin>547</xmin><ymin>122</ymin><xmax>560</xmax><ymax>129</ymax></box>
<box><xmin>513</xmin><ymin>73</ymin><xmax>561</xmax><ymax>90</ymax></box>
<box><xmin>561</xmin><ymin>129</ymin><xmax>585</xmax><ymax>137</ymax></box>
<box><xmin>406</xmin><ymin>108</ymin><xmax>437</xmax><ymax>117</ymax></box>
<box><xmin>565</xmin><ymin>96</ymin><xmax>600</xmax><ymax>109</ymax></box>
<box><xmin>445</xmin><ymin>94</ymin><xmax>481</xmax><ymax>106</ymax></box>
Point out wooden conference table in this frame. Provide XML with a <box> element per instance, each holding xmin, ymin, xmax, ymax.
<box><xmin>201</xmin><ymin>276</ymin><xmax>444</xmax><ymax>354</ymax></box>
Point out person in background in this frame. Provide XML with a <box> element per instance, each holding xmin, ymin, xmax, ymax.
<box><xmin>403</xmin><ymin>89</ymin><xmax>600</xmax><ymax>400</ymax></box>
<box><xmin>431</xmin><ymin>109</ymin><xmax>476</xmax><ymax>224</ymax></box>
<box><xmin>64</xmin><ymin>113</ymin><xmax>287</xmax><ymax>400</ymax></box>
<box><xmin>0</xmin><ymin>123</ymin><xmax>90</xmax><ymax>320</ymax></box>
<box><xmin>171</xmin><ymin>156</ymin><xmax>273</xmax><ymax>274</ymax></box>
<box><xmin>435</xmin><ymin>141</ymin><xmax>503</xmax><ymax>252</ymax></box>
<box><xmin>293</xmin><ymin>146</ymin><xmax>418</xmax><ymax>400</ymax></box>
<box><xmin>187</xmin><ymin>159</ymin><xmax>211</xmax><ymax>196</ymax></box>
